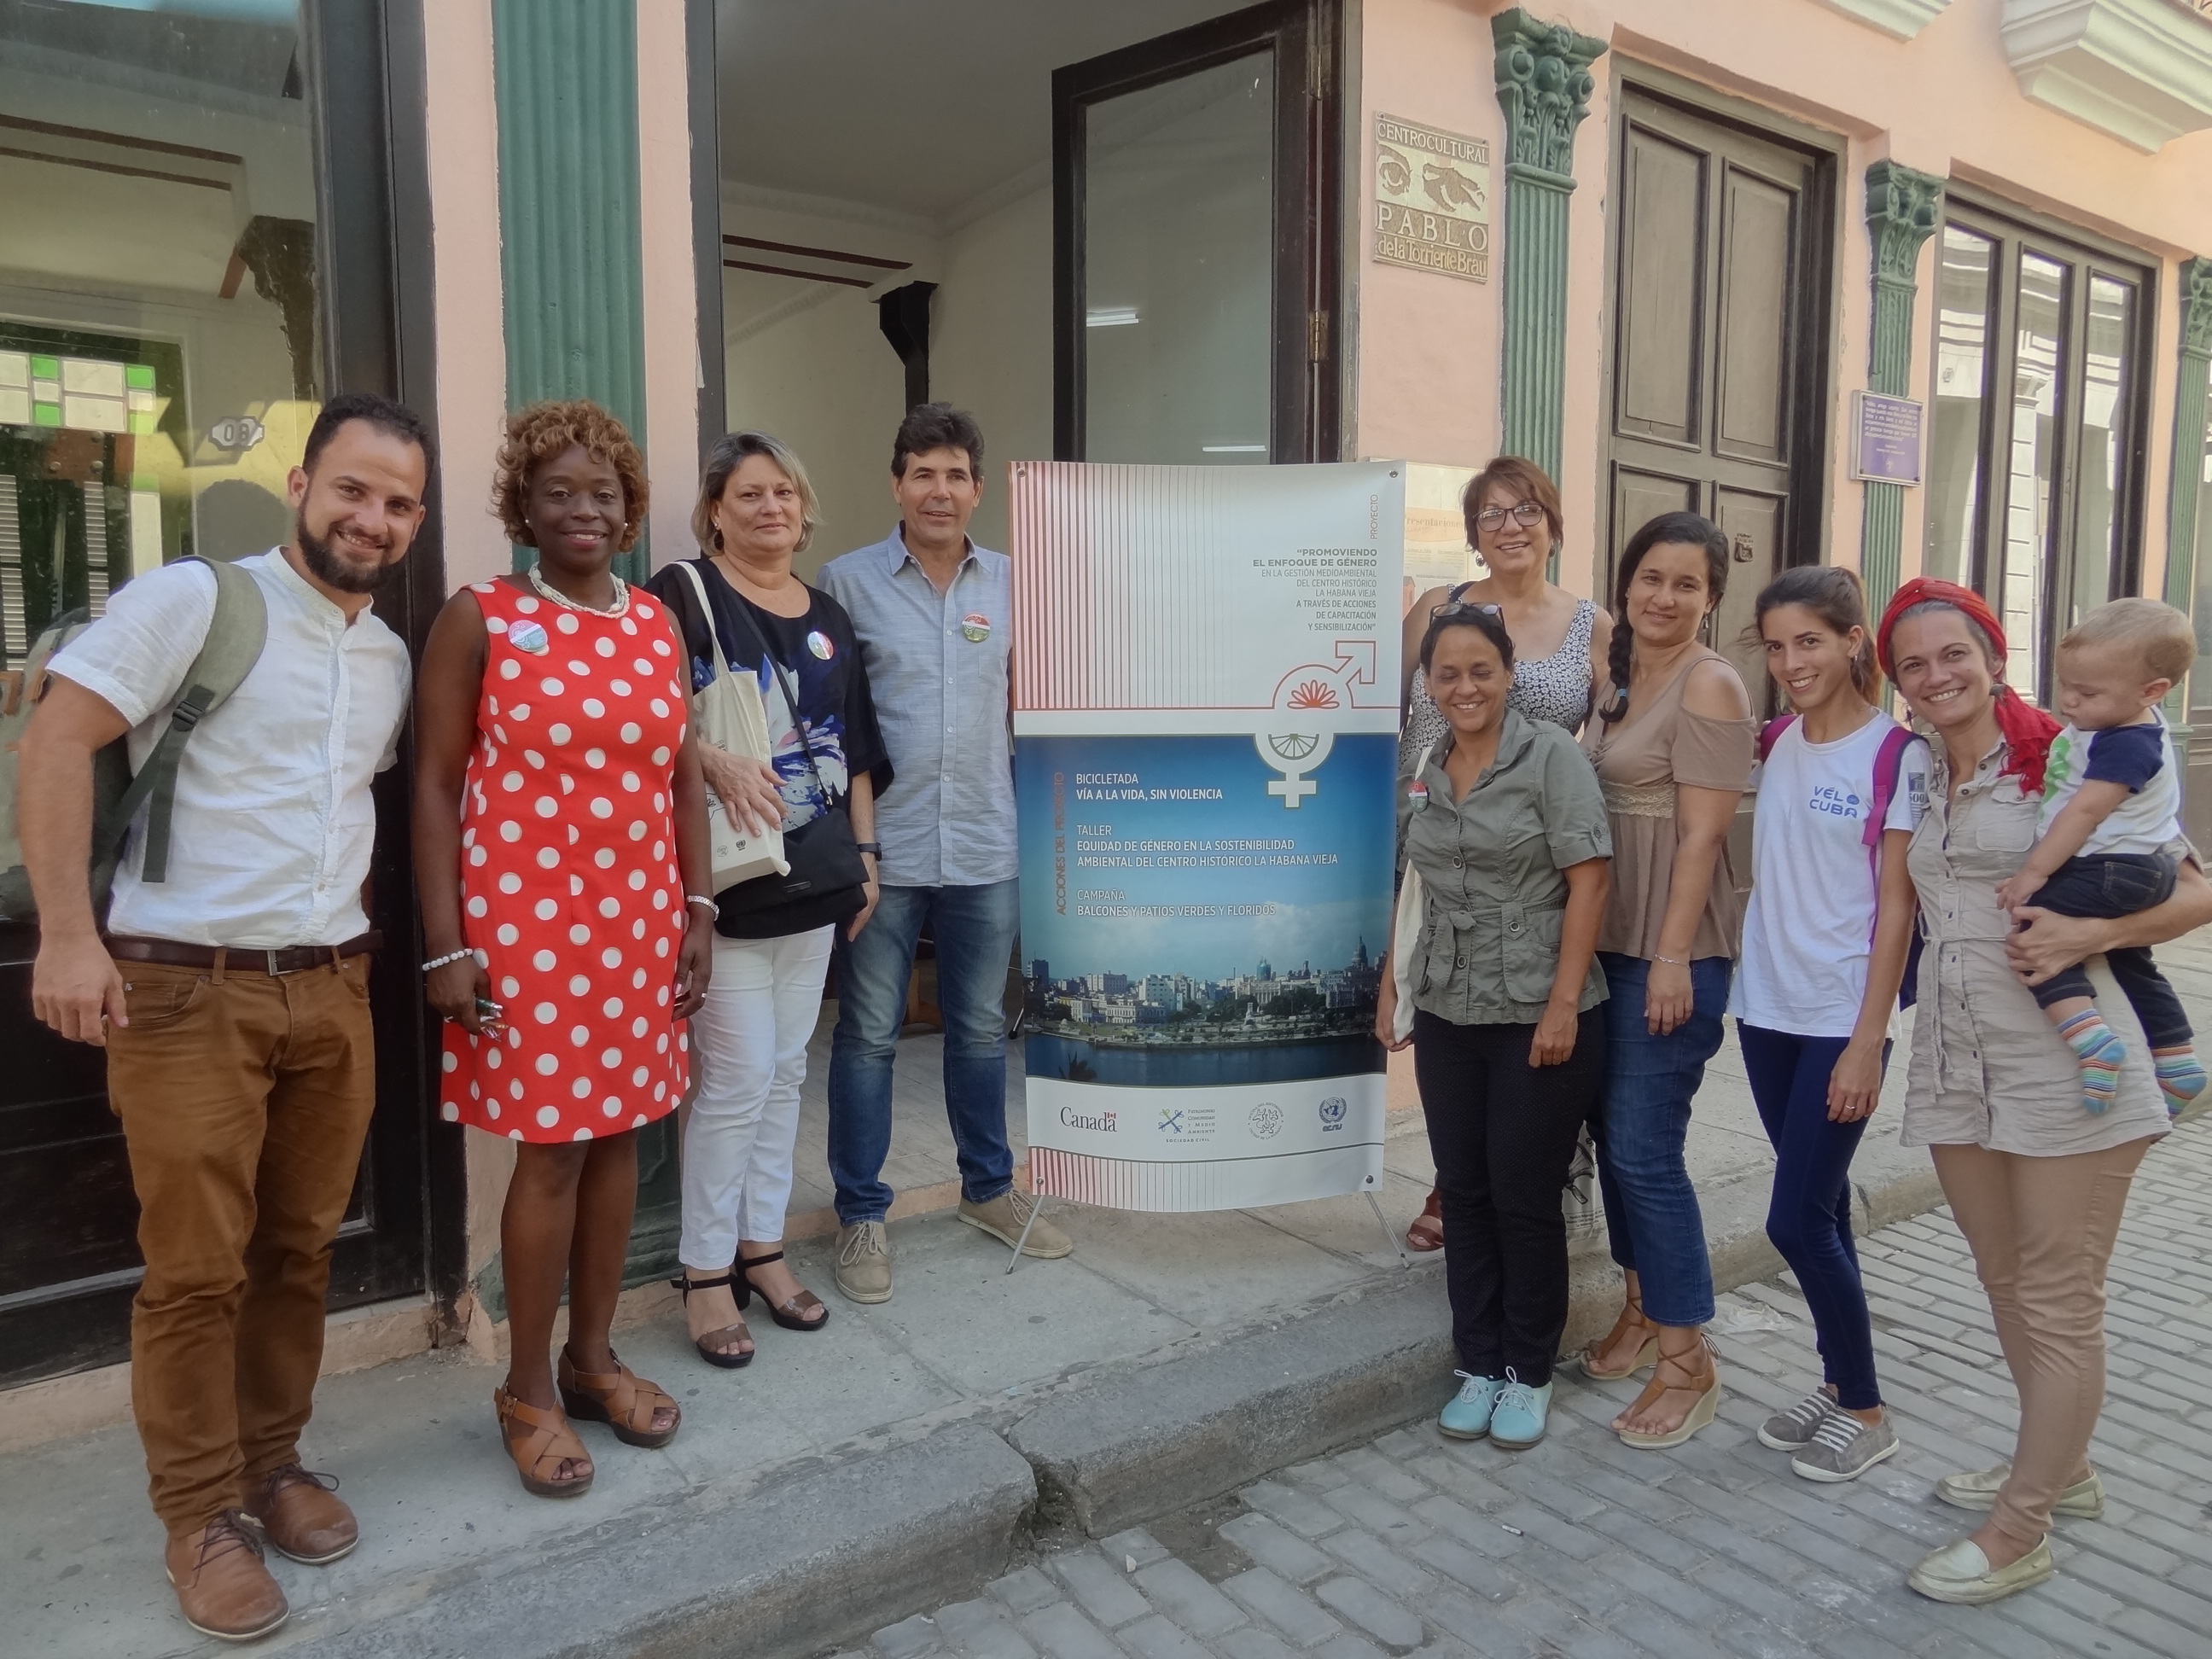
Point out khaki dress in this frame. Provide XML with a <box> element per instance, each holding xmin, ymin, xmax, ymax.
<box><xmin>1580</xmin><ymin>649</ymin><xmax>1757</xmax><ymax>961</ymax></box>
<box><xmin>1904</xmin><ymin>739</ymin><xmax>2170</xmax><ymax>1152</ymax></box>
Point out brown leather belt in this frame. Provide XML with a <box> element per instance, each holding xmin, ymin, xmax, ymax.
<box><xmin>108</xmin><ymin>932</ymin><xmax>381</xmax><ymax>976</ymax></box>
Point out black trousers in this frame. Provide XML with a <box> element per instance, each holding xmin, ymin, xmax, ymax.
<box><xmin>1412</xmin><ymin>1006</ymin><xmax>1607</xmax><ymax>1386</ymax></box>
<box><xmin>2025</xmin><ymin>853</ymin><xmax>2192</xmax><ymax>1048</ymax></box>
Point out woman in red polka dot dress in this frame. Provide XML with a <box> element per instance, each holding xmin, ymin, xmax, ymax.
<box><xmin>415</xmin><ymin>401</ymin><xmax>713</xmax><ymax>1500</ymax></box>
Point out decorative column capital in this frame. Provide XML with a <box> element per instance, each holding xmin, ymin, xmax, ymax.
<box><xmin>1865</xmin><ymin>160</ymin><xmax>1943</xmax><ymax>290</ymax></box>
<box><xmin>2182</xmin><ymin>255</ymin><xmax>2212</xmax><ymax>362</ymax></box>
<box><xmin>1492</xmin><ymin>9</ymin><xmax>1606</xmax><ymax>187</ymax></box>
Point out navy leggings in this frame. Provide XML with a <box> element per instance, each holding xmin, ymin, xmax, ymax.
<box><xmin>1737</xmin><ymin>1024</ymin><xmax>1883</xmax><ymax>1411</ymax></box>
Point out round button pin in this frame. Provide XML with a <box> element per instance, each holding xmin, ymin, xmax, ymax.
<box><xmin>509</xmin><ymin>620</ymin><xmax>550</xmax><ymax>655</ymax></box>
<box><xmin>961</xmin><ymin>613</ymin><xmax>991</xmax><ymax>643</ymax></box>
<box><xmin>806</xmin><ymin>630</ymin><xmax>834</xmax><ymax>661</ymax></box>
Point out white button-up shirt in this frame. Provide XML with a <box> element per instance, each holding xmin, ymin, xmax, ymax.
<box><xmin>48</xmin><ymin>549</ymin><xmax>410</xmax><ymax>947</ymax></box>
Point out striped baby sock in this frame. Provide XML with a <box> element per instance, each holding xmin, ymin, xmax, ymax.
<box><xmin>2055</xmin><ymin>1010</ymin><xmax>2125</xmax><ymax>1114</ymax></box>
<box><xmin>2151</xmin><ymin>1045</ymin><xmax>2208</xmax><ymax>1116</ymax></box>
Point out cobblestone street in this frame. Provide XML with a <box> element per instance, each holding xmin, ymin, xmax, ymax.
<box><xmin>855</xmin><ymin>1117</ymin><xmax>2212</xmax><ymax>1659</ymax></box>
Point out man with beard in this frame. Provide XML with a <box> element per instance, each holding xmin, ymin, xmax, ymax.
<box><xmin>19</xmin><ymin>393</ymin><xmax>429</xmax><ymax>1643</ymax></box>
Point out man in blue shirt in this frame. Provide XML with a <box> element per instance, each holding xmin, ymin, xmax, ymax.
<box><xmin>817</xmin><ymin>405</ymin><xmax>1071</xmax><ymax>1301</ymax></box>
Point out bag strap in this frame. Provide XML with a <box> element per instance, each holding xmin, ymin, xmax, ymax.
<box><xmin>97</xmin><ymin>556</ymin><xmax>268</xmax><ymax>883</ymax></box>
<box><xmin>1756</xmin><ymin>713</ymin><xmax>1796</xmax><ymax>764</ymax></box>
<box><xmin>673</xmin><ymin>559</ymin><xmax>733</xmax><ymax>683</ymax></box>
<box><xmin>716</xmin><ymin>582</ymin><xmax>834</xmax><ymax>804</ymax></box>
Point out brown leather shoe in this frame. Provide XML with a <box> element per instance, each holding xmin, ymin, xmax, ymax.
<box><xmin>242</xmin><ymin>1464</ymin><xmax>358</xmax><ymax>1564</ymax></box>
<box><xmin>165</xmin><ymin>1511</ymin><xmax>288</xmax><ymax>1643</ymax></box>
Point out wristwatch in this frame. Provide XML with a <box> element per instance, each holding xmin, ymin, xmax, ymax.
<box><xmin>856</xmin><ymin>841</ymin><xmax>882</xmax><ymax>858</ymax></box>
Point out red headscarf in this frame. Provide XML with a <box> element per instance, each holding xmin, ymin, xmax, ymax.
<box><xmin>1875</xmin><ymin>577</ymin><xmax>2062</xmax><ymax>794</ymax></box>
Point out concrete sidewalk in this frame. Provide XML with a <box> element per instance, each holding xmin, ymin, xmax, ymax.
<box><xmin>16</xmin><ymin>934</ymin><xmax>2209</xmax><ymax>1659</ymax></box>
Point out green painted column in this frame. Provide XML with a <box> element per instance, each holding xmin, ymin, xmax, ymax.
<box><xmin>1860</xmin><ymin>160</ymin><xmax>1942</xmax><ymax>620</ymax></box>
<box><xmin>2163</xmin><ymin>257</ymin><xmax>2212</xmax><ymax>729</ymax></box>
<box><xmin>493</xmin><ymin>0</ymin><xmax>650</xmax><ymax>582</ymax></box>
<box><xmin>486</xmin><ymin>0</ymin><xmax>673</xmax><ymax>1295</ymax></box>
<box><xmin>1491</xmin><ymin>9</ymin><xmax>1604</xmax><ymax>491</ymax></box>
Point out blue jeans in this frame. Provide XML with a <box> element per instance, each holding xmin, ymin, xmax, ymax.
<box><xmin>1590</xmin><ymin>953</ymin><xmax>1730</xmax><ymax>1328</ymax></box>
<box><xmin>827</xmin><ymin>879</ymin><xmax>1020</xmax><ymax>1224</ymax></box>
<box><xmin>1738</xmin><ymin>1024</ymin><xmax>1883</xmax><ymax>1411</ymax></box>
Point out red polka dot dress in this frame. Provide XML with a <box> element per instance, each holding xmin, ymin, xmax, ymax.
<box><xmin>440</xmin><ymin>576</ymin><xmax>691</xmax><ymax>1142</ymax></box>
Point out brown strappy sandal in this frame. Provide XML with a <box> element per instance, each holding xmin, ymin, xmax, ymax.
<box><xmin>740</xmin><ymin>1249</ymin><xmax>830</xmax><ymax>1333</ymax></box>
<box><xmin>1580</xmin><ymin>1290</ymin><xmax>1661</xmax><ymax>1380</ymax></box>
<box><xmin>671</xmin><ymin>1269</ymin><xmax>754</xmax><ymax>1368</ymax></box>
<box><xmin>492</xmin><ymin>1385</ymin><xmax>594</xmax><ymax>1499</ymax></box>
<box><xmin>556</xmin><ymin>1347</ymin><xmax>682</xmax><ymax>1448</ymax></box>
<box><xmin>1616</xmin><ymin>1334</ymin><xmax>1721</xmax><ymax>1449</ymax></box>
<box><xmin>1406</xmin><ymin>1190</ymin><xmax>1445</xmax><ymax>1253</ymax></box>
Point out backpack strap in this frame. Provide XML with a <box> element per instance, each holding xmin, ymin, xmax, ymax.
<box><xmin>96</xmin><ymin>556</ymin><xmax>269</xmax><ymax>883</ymax></box>
<box><xmin>1755</xmin><ymin>713</ymin><xmax>1796</xmax><ymax>764</ymax></box>
<box><xmin>1860</xmin><ymin>724</ymin><xmax>1917</xmax><ymax>858</ymax></box>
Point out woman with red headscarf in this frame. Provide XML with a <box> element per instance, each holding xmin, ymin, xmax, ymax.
<box><xmin>1878</xmin><ymin>579</ymin><xmax>2212</xmax><ymax>1606</ymax></box>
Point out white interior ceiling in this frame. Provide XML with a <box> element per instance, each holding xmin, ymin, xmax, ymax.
<box><xmin>716</xmin><ymin>0</ymin><xmax>1252</xmax><ymax>225</ymax></box>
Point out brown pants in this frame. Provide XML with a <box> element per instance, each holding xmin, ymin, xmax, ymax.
<box><xmin>107</xmin><ymin>954</ymin><xmax>377</xmax><ymax>1536</ymax></box>
<box><xmin>1930</xmin><ymin>1135</ymin><xmax>2153</xmax><ymax>1551</ymax></box>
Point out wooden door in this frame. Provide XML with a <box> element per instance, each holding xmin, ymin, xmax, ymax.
<box><xmin>1603</xmin><ymin>87</ymin><xmax>1832</xmax><ymax>712</ymax></box>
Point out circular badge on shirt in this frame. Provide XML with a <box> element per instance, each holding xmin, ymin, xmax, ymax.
<box><xmin>509</xmin><ymin>620</ymin><xmax>550</xmax><ymax>655</ymax></box>
<box><xmin>1406</xmin><ymin>779</ymin><xmax>1429</xmax><ymax>810</ymax></box>
<box><xmin>961</xmin><ymin>612</ymin><xmax>992</xmax><ymax>643</ymax></box>
<box><xmin>806</xmin><ymin>630</ymin><xmax>835</xmax><ymax>661</ymax></box>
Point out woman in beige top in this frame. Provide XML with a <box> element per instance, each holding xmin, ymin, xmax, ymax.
<box><xmin>1877</xmin><ymin>579</ymin><xmax>2212</xmax><ymax>1606</ymax></box>
<box><xmin>1576</xmin><ymin>512</ymin><xmax>1756</xmax><ymax>1449</ymax></box>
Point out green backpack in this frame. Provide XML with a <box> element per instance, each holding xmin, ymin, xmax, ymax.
<box><xmin>0</xmin><ymin>556</ymin><xmax>268</xmax><ymax>923</ymax></box>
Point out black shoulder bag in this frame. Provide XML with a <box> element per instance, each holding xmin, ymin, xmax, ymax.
<box><xmin>713</xmin><ymin>593</ymin><xmax>870</xmax><ymax>939</ymax></box>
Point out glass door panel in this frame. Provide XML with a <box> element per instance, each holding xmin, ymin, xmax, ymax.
<box><xmin>1081</xmin><ymin>52</ymin><xmax>1275</xmax><ymax>466</ymax></box>
<box><xmin>2069</xmin><ymin>274</ymin><xmax>2135</xmax><ymax>632</ymax></box>
<box><xmin>1999</xmin><ymin>252</ymin><xmax>2066</xmax><ymax>696</ymax></box>
<box><xmin>1926</xmin><ymin>226</ymin><xmax>1994</xmax><ymax>584</ymax></box>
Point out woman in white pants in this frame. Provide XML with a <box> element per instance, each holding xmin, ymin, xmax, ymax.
<box><xmin>647</xmin><ymin>433</ymin><xmax>888</xmax><ymax>1366</ymax></box>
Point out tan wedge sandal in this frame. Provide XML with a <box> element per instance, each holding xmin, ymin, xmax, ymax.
<box><xmin>1580</xmin><ymin>1292</ymin><xmax>1660</xmax><ymax>1380</ymax></box>
<box><xmin>557</xmin><ymin>1347</ymin><xmax>682</xmax><ymax>1448</ymax></box>
<box><xmin>1616</xmin><ymin>1336</ymin><xmax>1721</xmax><ymax>1449</ymax></box>
<box><xmin>492</xmin><ymin>1385</ymin><xmax>594</xmax><ymax>1499</ymax></box>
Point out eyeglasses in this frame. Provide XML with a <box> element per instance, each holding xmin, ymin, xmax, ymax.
<box><xmin>1474</xmin><ymin>503</ymin><xmax>1546</xmax><ymax>533</ymax></box>
<box><xmin>1429</xmin><ymin>600</ymin><xmax>1503</xmax><ymax>621</ymax></box>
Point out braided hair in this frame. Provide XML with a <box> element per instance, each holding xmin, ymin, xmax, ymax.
<box><xmin>1598</xmin><ymin>511</ymin><xmax>1731</xmax><ymax>724</ymax></box>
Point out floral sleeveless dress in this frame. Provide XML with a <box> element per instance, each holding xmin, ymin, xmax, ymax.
<box><xmin>440</xmin><ymin>578</ymin><xmax>691</xmax><ymax>1142</ymax></box>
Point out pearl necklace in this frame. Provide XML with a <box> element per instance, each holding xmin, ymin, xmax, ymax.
<box><xmin>527</xmin><ymin>563</ymin><xmax>630</xmax><ymax>617</ymax></box>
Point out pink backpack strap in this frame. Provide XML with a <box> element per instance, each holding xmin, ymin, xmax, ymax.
<box><xmin>1756</xmin><ymin>714</ymin><xmax>1796</xmax><ymax>765</ymax></box>
<box><xmin>1861</xmin><ymin>724</ymin><xmax>1916</xmax><ymax>857</ymax></box>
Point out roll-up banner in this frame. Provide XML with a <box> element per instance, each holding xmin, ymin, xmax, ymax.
<box><xmin>1011</xmin><ymin>462</ymin><xmax>1406</xmax><ymax>1213</ymax></box>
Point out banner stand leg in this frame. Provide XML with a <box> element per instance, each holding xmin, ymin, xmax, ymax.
<box><xmin>1004</xmin><ymin>1196</ymin><xmax>1045</xmax><ymax>1276</ymax></box>
<box><xmin>1364</xmin><ymin>1190</ymin><xmax>1411</xmax><ymax>1269</ymax></box>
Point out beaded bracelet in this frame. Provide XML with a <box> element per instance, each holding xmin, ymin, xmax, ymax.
<box><xmin>422</xmin><ymin>948</ymin><xmax>473</xmax><ymax>972</ymax></box>
<box><xmin>1651</xmin><ymin>953</ymin><xmax>1688</xmax><ymax>968</ymax></box>
<box><xmin>685</xmin><ymin>894</ymin><xmax>719</xmax><ymax>918</ymax></box>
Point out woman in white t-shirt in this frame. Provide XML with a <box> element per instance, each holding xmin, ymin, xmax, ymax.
<box><xmin>1732</xmin><ymin>566</ymin><xmax>1929</xmax><ymax>1485</ymax></box>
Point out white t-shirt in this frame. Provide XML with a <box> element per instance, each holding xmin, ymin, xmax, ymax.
<box><xmin>2038</xmin><ymin>714</ymin><xmax>2183</xmax><ymax>857</ymax></box>
<box><xmin>47</xmin><ymin>550</ymin><xmax>410</xmax><ymax>948</ymax></box>
<box><xmin>1730</xmin><ymin>712</ymin><xmax>1930</xmax><ymax>1039</ymax></box>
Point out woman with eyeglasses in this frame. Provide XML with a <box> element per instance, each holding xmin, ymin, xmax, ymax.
<box><xmin>1576</xmin><ymin>511</ymin><xmax>1755</xmax><ymax>1450</ymax></box>
<box><xmin>1377</xmin><ymin>602</ymin><xmax>1610</xmax><ymax>1450</ymax></box>
<box><xmin>1397</xmin><ymin>457</ymin><xmax>1613</xmax><ymax>1254</ymax></box>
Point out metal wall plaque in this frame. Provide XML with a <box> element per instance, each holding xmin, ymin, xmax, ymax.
<box><xmin>1371</xmin><ymin>114</ymin><xmax>1490</xmax><ymax>283</ymax></box>
<box><xmin>1850</xmin><ymin>391</ymin><xmax>1924</xmax><ymax>486</ymax></box>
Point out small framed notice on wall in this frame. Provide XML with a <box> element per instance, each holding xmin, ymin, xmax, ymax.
<box><xmin>1850</xmin><ymin>392</ymin><xmax>1924</xmax><ymax>486</ymax></box>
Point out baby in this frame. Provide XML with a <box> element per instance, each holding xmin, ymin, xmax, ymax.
<box><xmin>1994</xmin><ymin>599</ymin><xmax>2201</xmax><ymax>1115</ymax></box>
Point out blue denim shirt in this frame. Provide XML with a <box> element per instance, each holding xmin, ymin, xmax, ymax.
<box><xmin>817</xmin><ymin>527</ymin><xmax>1016</xmax><ymax>887</ymax></box>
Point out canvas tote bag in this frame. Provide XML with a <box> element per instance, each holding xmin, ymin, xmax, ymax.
<box><xmin>674</xmin><ymin>560</ymin><xmax>789</xmax><ymax>891</ymax></box>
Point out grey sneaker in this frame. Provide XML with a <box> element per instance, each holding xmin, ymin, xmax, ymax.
<box><xmin>958</xmin><ymin>1188</ymin><xmax>1073</xmax><ymax>1258</ymax></box>
<box><xmin>1757</xmin><ymin>1388</ymin><xmax>1835</xmax><ymax>1450</ymax></box>
<box><xmin>1790</xmin><ymin>1409</ymin><xmax>1899</xmax><ymax>1482</ymax></box>
<box><xmin>1936</xmin><ymin>1464</ymin><xmax>2104</xmax><ymax>1518</ymax></box>
<box><xmin>835</xmin><ymin>1221</ymin><xmax>893</xmax><ymax>1304</ymax></box>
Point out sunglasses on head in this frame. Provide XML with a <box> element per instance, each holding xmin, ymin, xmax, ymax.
<box><xmin>1429</xmin><ymin>600</ymin><xmax>1503</xmax><ymax>622</ymax></box>
<box><xmin>1474</xmin><ymin>503</ymin><xmax>1546</xmax><ymax>532</ymax></box>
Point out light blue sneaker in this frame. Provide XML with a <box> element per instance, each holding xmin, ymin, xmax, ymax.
<box><xmin>1489</xmin><ymin>1371</ymin><xmax>1552</xmax><ymax>1450</ymax></box>
<box><xmin>1438</xmin><ymin>1371</ymin><xmax>1505</xmax><ymax>1440</ymax></box>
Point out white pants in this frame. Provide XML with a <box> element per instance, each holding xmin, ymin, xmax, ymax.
<box><xmin>679</xmin><ymin>927</ymin><xmax>833</xmax><ymax>1270</ymax></box>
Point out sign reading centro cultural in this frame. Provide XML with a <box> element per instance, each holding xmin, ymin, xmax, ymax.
<box><xmin>1371</xmin><ymin>114</ymin><xmax>1490</xmax><ymax>283</ymax></box>
<box><xmin>1010</xmin><ymin>462</ymin><xmax>1406</xmax><ymax>1212</ymax></box>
